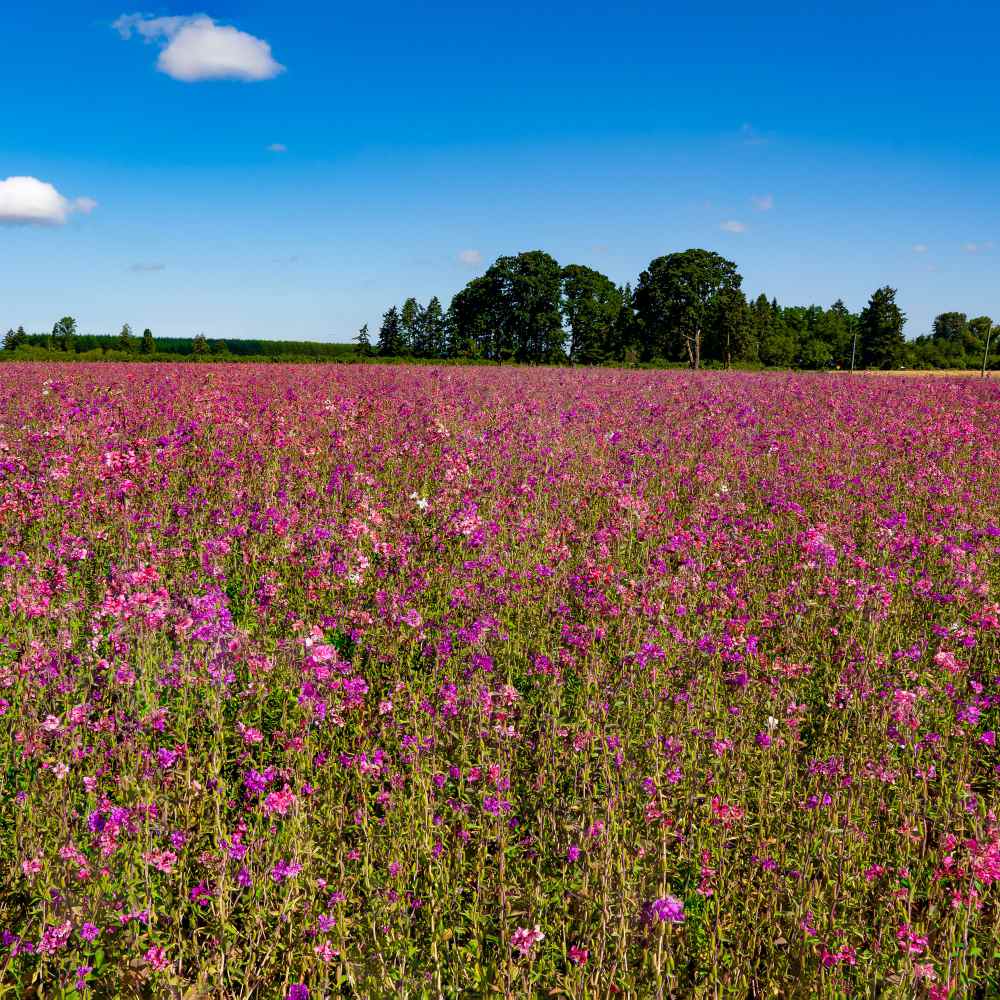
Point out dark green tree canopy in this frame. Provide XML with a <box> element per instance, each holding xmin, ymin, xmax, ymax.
<box><xmin>355</xmin><ymin>323</ymin><xmax>372</xmax><ymax>357</ymax></box>
<box><xmin>399</xmin><ymin>298</ymin><xmax>421</xmax><ymax>356</ymax></box>
<box><xmin>859</xmin><ymin>286</ymin><xmax>906</xmax><ymax>368</ymax></box>
<box><xmin>118</xmin><ymin>323</ymin><xmax>134</xmax><ymax>352</ymax></box>
<box><xmin>445</xmin><ymin>250</ymin><xmax>563</xmax><ymax>363</ymax></box>
<box><xmin>932</xmin><ymin>312</ymin><xmax>968</xmax><ymax>342</ymax></box>
<box><xmin>635</xmin><ymin>249</ymin><xmax>742</xmax><ymax>368</ymax></box>
<box><xmin>704</xmin><ymin>286</ymin><xmax>753</xmax><ymax>368</ymax></box>
<box><xmin>377</xmin><ymin>306</ymin><xmax>404</xmax><ymax>357</ymax></box>
<box><xmin>560</xmin><ymin>264</ymin><xmax>621</xmax><ymax>365</ymax></box>
<box><xmin>414</xmin><ymin>297</ymin><xmax>445</xmax><ymax>358</ymax></box>
<box><xmin>52</xmin><ymin>316</ymin><xmax>77</xmax><ymax>351</ymax></box>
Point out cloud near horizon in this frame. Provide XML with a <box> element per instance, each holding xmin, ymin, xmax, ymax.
<box><xmin>0</xmin><ymin>176</ymin><xmax>97</xmax><ymax>225</ymax></box>
<box><xmin>458</xmin><ymin>249</ymin><xmax>483</xmax><ymax>265</ymax></box>
<box><xmin>114</xmin><ymin>14</ymin><xmax>285</xmax><ymax>83</ymax></box>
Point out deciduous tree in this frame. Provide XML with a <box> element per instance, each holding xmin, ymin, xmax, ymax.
<box><xmin>634</xmin><ymin>250</ymin><xmax>742</xmax><ymax>369</ymax></box>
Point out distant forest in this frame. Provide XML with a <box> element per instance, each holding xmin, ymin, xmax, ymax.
<box><xmin>4</xmin><ymin>248</ymin><xmax>996</xmax><ymax>370</ymax></box>
<box><xmin>2</xmin><ymin>325</ymin><xmax>356</xmax><ymax>363</ymax></box>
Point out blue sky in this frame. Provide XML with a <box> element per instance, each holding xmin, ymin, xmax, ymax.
<box><xmin>2</xmin><ymin>2</ymin><xmax>998</xmax><ymax>342</ymax></box>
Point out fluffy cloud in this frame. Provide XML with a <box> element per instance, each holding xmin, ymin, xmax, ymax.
<box><xmin>963</xmin><ymin>241</ymin><xmax>993</xmax><ymax>254</ymax></box>
<box><xmin>911</xmin><ymin>243</ymin><xmax>928</xmax><ymax>254</ymax></box>
<box><xmin>720</xmin><ymin>220</ymin><xmax>746</xmax><ymax>233</ymax></box>
<box><xmin>458</xmin><ymin>249</ymin><xmax>483</xmax><ymax>265</ymax></box>
<box><xmin>0</xmin><ymin>176</ymin><xmax>96</xmax><ymax>226</ymax></box>
<box><xmin>114</xmin><ymin>14</ymin><xmax>284</xmax><ymax>82</ymax></box>
<box><xmin>752</xmin><ymin>193</ymin><xmax>774</xmax><ymax>211</ymax></box>
<box><xmin>266</xmin><ymin>143</ymin><xmax>287</xmax><ymax>153</ymax></box>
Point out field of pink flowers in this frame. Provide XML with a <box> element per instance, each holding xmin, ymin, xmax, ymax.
<box><xmin>1</xmin><ymin>363</ymin><xmax>998</xmax><ymax>999</ymax></box>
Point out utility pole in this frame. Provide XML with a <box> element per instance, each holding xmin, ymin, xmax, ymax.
<box><xmin>983</xmin><ymin>325</ymin><xmax>994</xmax><ymax>377</ymax></box>
<box><xmin>850</xmin><ymin>327</ymin><xmax>858</xmax><ymax>373</ymax></box>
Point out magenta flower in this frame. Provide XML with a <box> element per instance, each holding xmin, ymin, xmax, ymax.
<box><xmin>511</xmin><ymin>924</ymin><xmax>545</xmax><ymax>958</ymax></box>
<box><xmin>646</xmin><ymin>895</ymin><xmax>685</xmax><ymax>924</ymax></box>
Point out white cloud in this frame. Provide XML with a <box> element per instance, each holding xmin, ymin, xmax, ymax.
<box><xmin>128</xmin><ymin>262</ymin><xmax>165</xmax><ymax>272</ymax></box>
<box><xmin>0</xmin><ymin>176</ymin><xmax>96</xmax><ymax>226</ymax></box>
<box><xmin>720</xmin><ymin>220</ymin><xmax>746</xmax><ymax>233</ymax></box>
<box><xmin>458</xmin><ymin>249</ymin><xmax>483</xmax><ymax>265</ymax></box>
<box><xmin>114</xmin><ymin>14</ymin><xmax>284</xmax><ymax>82</ymax></box>
<box><xmin>963</xmin><ymin>241</ymin><xmax>993</xmax><ymax>254</ymax></box>
<box><xmin>911</xmin><ymin>243</ymin><xmax>928</xmax><ymax>254</ymax></box>
<box><xmin>266</xmin><ymin>143</ymin><xmax>287</xmax><ymax>153</ymax></box>
<box><xmin>751</xmin><ymin>193</ymin><xmax>773</xmax><ymax>211</ymax></box>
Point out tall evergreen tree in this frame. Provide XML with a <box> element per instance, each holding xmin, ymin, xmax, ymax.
<box><xmin>140</xmin><ymin>328</ymin><xmax>155</xmax><ymax>354</ymax></box>
<box><xmin>421</xmin><ymin>297</ymin><xmax>446</xmax><ymax>358</ymax></box>
<box><xmin>118</xmin><ymin>323</ymin><xmax>134</xmax><ymax>353</ymax></box>
<box><xmin>355</xmin><ymin>323</ymin><xmax>373</xmax><ymax>357</ymax></box>
<box><xmin>399</xmin><ymin>298</ymin><xmax>422</xmax><ymax>356</ymax></box>
<box><xmin>378</xmin><ymin>306</ymin><xmax>403</xmax><ymax>357</ymax></box>
<box><xmin>192</xmin><ymin>333</ymin><xmax>209</xmax><ymax>356</ymax></box>
<box><xmin>859</xmin><ymin>286</ymin><xmax>906</xmax><ymax>368</ymax></box>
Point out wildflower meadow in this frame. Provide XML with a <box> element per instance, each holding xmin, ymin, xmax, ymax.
<box><xmin>1</xmin><ymin>363</ymin><xmax>998</xmax><ymax>999</ymax></box>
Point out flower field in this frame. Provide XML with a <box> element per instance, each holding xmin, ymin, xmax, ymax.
<box><xmin>1</xmin><ymin>362</ymin><xmax>998</xmax><ymax>999</ymax></box>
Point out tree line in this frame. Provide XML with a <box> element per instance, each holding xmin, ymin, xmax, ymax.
<box><xmin>5</xmin><ymin>248</ymin><xmax>996</xmax><ymax>370</ymax></box>
<box><xmin>365</xmin><ymin>248</ymin><xmax>997</xmax><ymax>371</ymax></box>
<box><xmin>2</xmin><ymin>322</ymin><xmax>355</xmax><ymax>362</ymax></box>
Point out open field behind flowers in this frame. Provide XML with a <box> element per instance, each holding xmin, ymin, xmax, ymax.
<box><xmin>1</xmin><ymin>363</ymin><xmax>998</xmax><ymax>1000</ymax></box>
